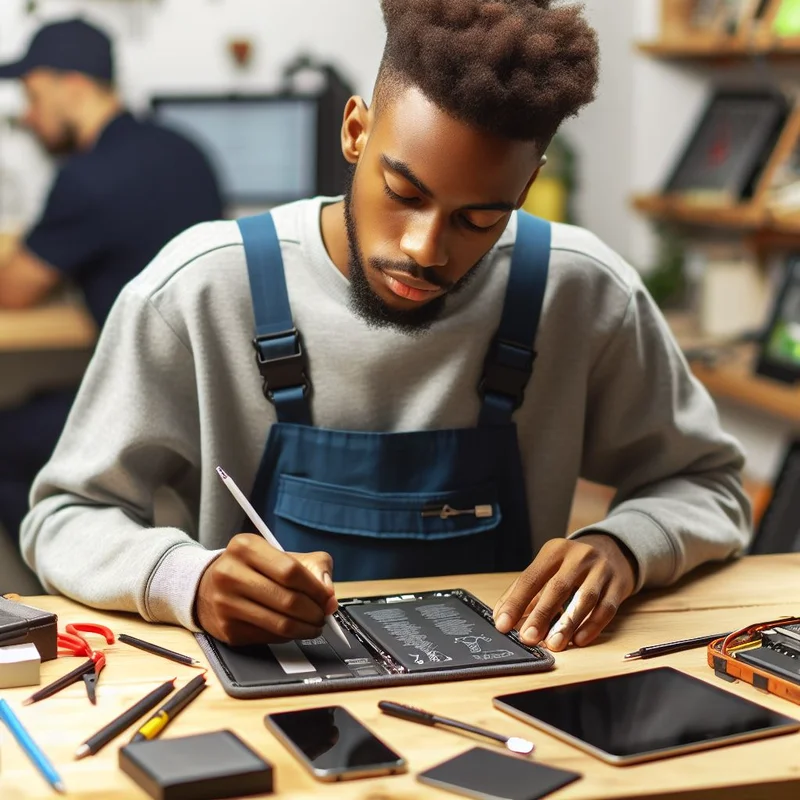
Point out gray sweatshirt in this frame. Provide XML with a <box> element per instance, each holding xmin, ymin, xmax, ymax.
<box><xmin>20</xmin><ymin>198</ymin><xmax>752</xmax><ymax>631</ymax></box>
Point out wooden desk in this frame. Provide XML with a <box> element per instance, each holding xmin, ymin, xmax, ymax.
<box><xmin>2</xmin><ymin>555</ymin><xmax>799</xmax><ymax>799</ymax></box>
<box><xmin>0</xmin><ymin>302</ymin><xmax>96</xmax><ymax>353</ymax></box>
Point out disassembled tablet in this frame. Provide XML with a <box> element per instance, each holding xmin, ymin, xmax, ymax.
<box><xmin>197</xmin><ymin>588</ymin><xmax>554</xmax><ymax>699</ymax></box>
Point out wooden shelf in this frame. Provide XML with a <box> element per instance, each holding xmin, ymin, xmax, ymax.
<box><xmin>666</xmin><ymin>315</ymin><xmax>800</xmax><ymax>422</ymax></box>
<box><xmin>637</xmin><ymin>36</ymin><xmax>800</xmax><ymax>61</ymax></box>
<box><xmin>633</xmin><ymin>194</ymin><xmax>800</xmax><ymax>245</ymax></box>
<box><xmin>633</xmin><ymin>194</ymin><xmax>763</xmax><ymax>228</ymax></box>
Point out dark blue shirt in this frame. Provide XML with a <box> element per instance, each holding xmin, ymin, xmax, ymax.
<box><xmin>25</xmin><ymin>111</ymin><xmax>223</xmax><ymax>324</ymax></box>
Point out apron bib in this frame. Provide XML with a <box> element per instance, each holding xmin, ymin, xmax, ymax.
<box><xmin>236</xmin><ymin>211</ymin><xmax>550</xmax><ymax>581</ymax></box>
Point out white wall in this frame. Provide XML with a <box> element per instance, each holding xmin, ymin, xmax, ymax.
<box><xmin>0</xmin><ymin>0</ymin><xmax>387</xmax><ymax>228</ymax></box>
<box><xmin>559</xmin><ymin>0</ymin><xmax>637</xmax><ymax>262</ymax></box>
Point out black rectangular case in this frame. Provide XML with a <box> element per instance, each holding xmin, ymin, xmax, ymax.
<box><xmin>119</xmin><ymin>730</ymin><xmax>273</xmax><ymax>799</ymax></box>
<box><xmin>0</xmin><ymin>596</ymin><xmax>58</xmax><ymax>661</ymax></box>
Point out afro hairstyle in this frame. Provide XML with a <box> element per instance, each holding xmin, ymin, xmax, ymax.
<box><xmin>375</xmin><ymin>0</ymin><xmax>599</xmax><ymax>147</ymax></box>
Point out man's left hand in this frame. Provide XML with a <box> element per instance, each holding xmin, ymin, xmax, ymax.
<box><xmin>493</xmin><ymin>534</ymin><xmax>637</xmax><ymax>651</ymax></box>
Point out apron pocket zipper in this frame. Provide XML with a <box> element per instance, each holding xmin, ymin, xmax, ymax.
<box><xmin>421</xmin><ymin>503</ymin><xmax>494</xmax><ymax>520</ymax></box>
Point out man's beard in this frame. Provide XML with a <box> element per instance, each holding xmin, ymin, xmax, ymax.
<box><xmin>40</xmin><ymin>123</ymin><xmax>80</xmax><ymax>157</ymax></box>
<box><xmin>342</xmin><ymin>165</ymin><xmax>486</xmax><ymax>336</ymax></box>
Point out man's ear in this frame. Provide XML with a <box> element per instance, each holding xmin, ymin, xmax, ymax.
<box><xmin>341</xmin><ymin>96</ymin><xmax>370</xmax><ymax>165</ymax></box>
<box><xmin>515</xmin><ymin>156</ymin><xmax>548</xmax><ymax>209</ymax></box>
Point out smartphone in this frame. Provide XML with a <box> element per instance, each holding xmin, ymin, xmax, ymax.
<box><xmin>264</xmin><ymin>705</ymin><xmax>406</xmax><ymax>781</ymax></box>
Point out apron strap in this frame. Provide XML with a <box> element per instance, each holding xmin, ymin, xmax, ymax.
<box><xmin>479</xmin><ymin>212</ymin><xmax>551</xmax><ymax>426</ymax></box>
<box><xmin>237</xmin><ymin>213</ymin><xmax>312</xmax><ymax>425</ymax></box>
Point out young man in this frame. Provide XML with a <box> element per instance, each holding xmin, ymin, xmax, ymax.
<box><xmin>21</xmin><ymin>0</ymin><xmax>750</xmax><ymax>653</ymax></box>
<box><xmin>0</xmin><ymin>18</ymin><xmax>223</xmax><ymax>543</ymax></box>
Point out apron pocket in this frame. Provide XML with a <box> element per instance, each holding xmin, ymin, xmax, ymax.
<box><xmin>274</xmin><ymin>475</ymin><xmax>502</xmax><ymax>541</ymax></box>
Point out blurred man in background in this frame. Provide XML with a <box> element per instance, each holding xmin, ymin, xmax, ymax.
<box><xmin>0</xmin><ymin>18</ymin><xmax>223</xmax><ymax>545</ymax></box>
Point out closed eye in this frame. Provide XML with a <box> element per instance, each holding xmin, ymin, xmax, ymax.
<box><xmin>384</xmin><ymin>183</ymin><xmax>419</xmax><ymax>206</ymax></box>
<box><xmin>460</xmin><ymin>214</ymin><xmax>501</xmax><ymax>232</ymax></box>
<box><xmin>384</xmin><ymin>179</ymin><xmax>504</xmax><ymax>232</ymax></box>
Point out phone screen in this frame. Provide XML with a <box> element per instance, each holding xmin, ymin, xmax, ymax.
<box><xmin>266</xmin><ymin>706</ymin><xmax>405</xmax><ymax>779</ymax></box>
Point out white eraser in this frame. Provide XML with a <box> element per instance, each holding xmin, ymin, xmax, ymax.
<box><xmin>0</xmin><ymin>642</ymin><xmax>41</xmax><ymax>688</ymax></box>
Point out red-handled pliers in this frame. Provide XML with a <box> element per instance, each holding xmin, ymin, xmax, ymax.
<box><xmin>57</xmin><ymin>623</ymin><xmax>115</xmax><ymax>704</ymax></box>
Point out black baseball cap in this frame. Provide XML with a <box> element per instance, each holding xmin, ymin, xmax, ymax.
<box><xmin>0</xmin><ymin>18</ymin><xmax>113</xmax><ymax>82</ymax></box>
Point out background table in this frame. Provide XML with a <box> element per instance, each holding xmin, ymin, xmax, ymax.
<box><xmin>0</xmin><ymin>302</ymin><xmax>96</xmax><ymax>354</ymax></box>
<box><xmin>1</xmin><ymin>554</ymin><xmax>799</xmax><ymax>799</ymax></box>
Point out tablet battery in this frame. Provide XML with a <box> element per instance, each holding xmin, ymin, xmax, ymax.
<box><xmin>344</xmin><ymin>594</ymin><xmax>535</xmax><ymax>672</ymax></box>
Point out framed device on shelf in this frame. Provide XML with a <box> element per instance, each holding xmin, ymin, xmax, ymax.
<box><xmin>755</xmin><ymin>255</ymin><xmax>800</xmax><ymax>383</ymax></box>
<box><xmin>663</xmin><ymin>90</ymin><xmax>789</xmax><ymax>202</ymax></box>
<box><xmin>666</xmin><ymin>0</ymin><xmax>779</xmax><ymax>38</ymax></box>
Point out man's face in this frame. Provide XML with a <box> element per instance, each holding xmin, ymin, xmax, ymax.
<box><xmin>343</xmin><ymin>84</ymin><xmax>541</xmax><ymax>334</ymax></box>
<box><xmin>21</xmin><ymin>69</ymin><xmax>79</xmax><ymax>156</ymax></box>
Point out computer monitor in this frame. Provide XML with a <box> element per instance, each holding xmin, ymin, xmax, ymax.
<box><xmin>150</xmin><ymin>94</ymin><xmax>319</xmax><ymax>206</ymax></box>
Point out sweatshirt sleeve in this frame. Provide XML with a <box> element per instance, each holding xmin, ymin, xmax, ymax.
<box><xmin>20</xmin><ymin>287</ymin><xmax>221</xmax><ymax>630</ymax></box>
<box><xmin>570</xmin><ymin>281</ymin><xmax>753</xmax><ymax>592</ymax></box>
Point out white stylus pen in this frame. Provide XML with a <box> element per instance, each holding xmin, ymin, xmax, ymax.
<box><xmin>216</xmin><ymin>466</ymin><xmax>350</xmax><ymax>648</ymax></box>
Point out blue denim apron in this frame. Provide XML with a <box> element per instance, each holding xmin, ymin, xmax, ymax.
<box><xmin>236</xmin><ymin>211</ymin><xmax>550</xmax><ymax>581</ymax></box>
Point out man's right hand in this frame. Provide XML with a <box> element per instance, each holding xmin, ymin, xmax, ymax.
<box><xmin>195</xmin><ymin>533</ymin><xmax>338</xmax><ymax>646</ymax></box>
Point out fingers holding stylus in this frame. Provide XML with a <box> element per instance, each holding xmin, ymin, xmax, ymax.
<box><xmin>195</xmin><ymin>534</ymin><xmax>336</xmax><ymax>645</ymax></box>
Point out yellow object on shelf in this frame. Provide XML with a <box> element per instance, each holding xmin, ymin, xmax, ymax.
<box><xmin>522</xmin><ymin>176</ymin><xmax>568</xmax><ymax>222</ymax></box>
<box><xmin>521</xmin><ymin>135</ymin><xmax>575</xmax><ymax>223</ymax></box>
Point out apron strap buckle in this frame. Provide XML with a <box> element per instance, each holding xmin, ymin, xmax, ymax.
<box><xmin>479</xmin><ymin>337</ymin><xmax>536</xmax><ymax>412</ymax></box>
<box><xmin>252</xmin><ymin>328</ymin><xmax>312</xmax><ymax>402</ymax></box>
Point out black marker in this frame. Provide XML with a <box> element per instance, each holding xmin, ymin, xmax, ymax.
<box><xmin>379</xmin><ymin>700</ymin><xmax>534</xmax><ymax>755</ymax></box>
<box><xmin>624</xmin><ymin>631</ymin><xmax>732</xmax><ymax>660</ymax></box>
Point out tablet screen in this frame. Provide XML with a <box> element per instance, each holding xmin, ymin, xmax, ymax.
<box><xmin>494</xmin><ymin>667</ymin><xmax>800</xmax><ymax>765</ymax></box>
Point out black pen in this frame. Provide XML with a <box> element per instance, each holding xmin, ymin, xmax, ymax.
<box><xmin>130</xmin><ymin>674</ymin><xmax>207</xmax><ymax>743</ymax></box>
<box><xmin>75</xmin><ymin>678</ymin><xmax>176</xmax><ymax>759</ymax></box>
<box><xmin>624</xmin><ymin>631</ymin><xmax>732</xmax><ymax>660</ymax></box>
<box><xmin>378</xmin><ymin>700</ymin><xmax>534</xmax><ymax>755</ymax></box>
<box><xmin>117</xmin><ymin>633</ymin><xmax>204</xmax><ymax>667</ymax></box>
<box><xmin>22</xmin><ymin>658</ymin><xmax>95</xmax><ymax>705</ymax></box>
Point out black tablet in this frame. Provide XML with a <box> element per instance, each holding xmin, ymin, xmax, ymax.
<box><xmin>493</xmin><ymin>667</ymin><xmax>800</xmax><ymax>766</ymax></box>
